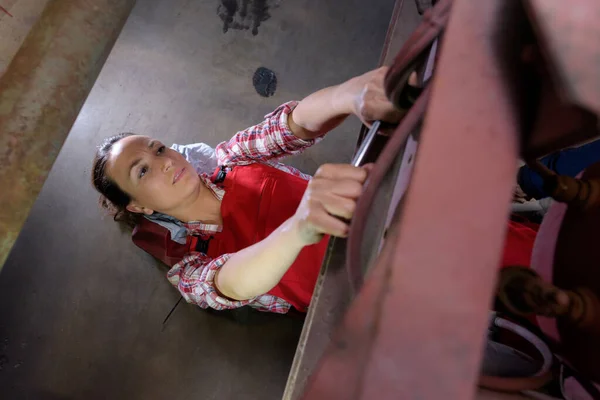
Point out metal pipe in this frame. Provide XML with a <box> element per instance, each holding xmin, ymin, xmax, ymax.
<box><xmin>351</xmin><ymin>120</ymin><xmax>381</xmax><ymax>167</ymax></box>
<box><xmin>0</xmin><ymin>0</ymin><xmax>136</xmax><ymax>269</ymax></box>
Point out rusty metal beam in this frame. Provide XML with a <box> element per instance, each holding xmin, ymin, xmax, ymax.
<box><xmin>282</xmin><ymin>3</ymin><xmax>418</xmax><ymax>399</ymax></box>
<box><xmin>300</xmin><ymin>0</ymin><xmax>524</xmax><ymax>398</ymax></box>
<box><xmin>0</xmin><ymin>0</ymin><xmax>136</xmax><ymax>268</ymax></box>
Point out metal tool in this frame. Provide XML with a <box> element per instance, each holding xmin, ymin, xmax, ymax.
<box><xmin>352</xmin><ymin>120</ymin><xmax>381</xmax><ymax>167</ymax></box>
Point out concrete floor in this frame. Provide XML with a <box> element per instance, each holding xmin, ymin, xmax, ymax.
<box><xmin>0</xmin><ymin>0</ymin><xmax>399</xmax><ymax>399</ymax></box>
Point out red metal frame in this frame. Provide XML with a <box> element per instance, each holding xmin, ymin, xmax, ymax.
<box><xmin>290</xmin><ymin>0</ymin><xmax>600</xmax><ymax>397</ymax></box>
<box><xmin>300</xmin><ymin>1</ymin><xmax>524</xmax><ymax>398</ymax></box>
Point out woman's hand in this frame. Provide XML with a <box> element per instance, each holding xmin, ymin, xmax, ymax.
<box><xmin>216</xmin><ymin>163</ymin><xmax>369</xmax><ymax>300</ymax></box>
<box><xmin>289</xmin><ymin>66</ymin><xmax>403</xmax><ymax>140</ymax></box>
<box><xmin>216</xmin><ymin>163</ymin><xmax>370</xmax><ymax>300</ymax></box>
<box><xmin>291</xmin><ymin>163</ymin><xmax>370</xmax><ymax>245</ymax></box>
<box><xmin>338</xmin><ymin>66</ymin><xmax>403</xmax><ymax>127</ymax></box>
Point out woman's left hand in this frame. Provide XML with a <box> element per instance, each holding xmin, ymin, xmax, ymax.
<box><xmin>291</xmin><ymin>66</ymin><xmax>403</xmax><ymax>140</ymax></box>
<box><xmin>340</xmin><ymin>66</ymin><xmax>403</xmax><ymax>127</ymax></box>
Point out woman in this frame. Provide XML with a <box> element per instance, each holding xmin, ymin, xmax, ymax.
<box><xmin>92</xmin><ymin>67</ymin><xmax>401</xmax><ymax>314</ymax></box>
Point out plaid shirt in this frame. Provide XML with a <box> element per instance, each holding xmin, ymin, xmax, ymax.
<box><xmin>167</xmin><ymin>101</ymin><xmax>322</xmax><ymax>314</ymax></box>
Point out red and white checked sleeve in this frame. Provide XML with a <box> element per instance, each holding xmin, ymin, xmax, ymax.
<box><xmin>167</xmin><ymin>253</ymin><xmax>292</xmax><ymax>314</ymax></box>
<box><xmin>215</xmin><ymin>101</ymin><xmax>322</xmax><ymax>171</ymax></box>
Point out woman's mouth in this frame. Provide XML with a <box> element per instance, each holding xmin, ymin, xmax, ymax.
<box><xmin>173</xmin><ymin>167</ymin><xmax>186</xmax><ymax>184</ymax></box>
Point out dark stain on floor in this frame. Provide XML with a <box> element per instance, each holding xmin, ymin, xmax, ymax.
<box><xmin>253</xmin><ymin>67</ymin><xmax>277</xmax><ymax>97</ymax></box>
<box><xmin>217</xmin><ymin>0</ymin><xmax>277</xmax><ymax>35</ymax></box>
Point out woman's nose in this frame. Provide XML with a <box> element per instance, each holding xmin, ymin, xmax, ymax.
<box><xmin>162</xmin><ymin>157</ymin><xmax>173</xmax><ymax>173</ymax></box>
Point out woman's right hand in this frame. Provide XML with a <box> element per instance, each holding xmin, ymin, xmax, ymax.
<box><xmin>216</xmin><ymin>163</ymin><xmax>370</xmax><ymax>301</ymax></box>
<box><xmin>291</xmin><ymin>163</ymin><xmax>369</xmax><ymax>245</ymax></box>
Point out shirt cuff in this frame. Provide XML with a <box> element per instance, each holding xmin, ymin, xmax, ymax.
<box><xmin>167</xmin><ymin>253</ymin><xmax>255</xmax><ymax>310</ymax></box>
<box><xmin>267</xmin><ymin>101</ymin><xmax>323</xmax><ymax>150</ymax></box>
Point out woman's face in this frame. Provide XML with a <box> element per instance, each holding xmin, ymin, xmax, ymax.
<box><xmin>105</xmin><ymin>135</ymin><xmax>200</xmax><ymax>215</ymax></box>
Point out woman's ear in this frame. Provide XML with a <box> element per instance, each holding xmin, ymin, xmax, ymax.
<box><xmin>126</xmin><ymin>202</ymin><xmax>154</xmax><ymax>215</ymax></box>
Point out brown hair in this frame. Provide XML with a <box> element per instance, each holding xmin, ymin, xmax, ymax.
<box><xmin>91</xmin><ymin>133</ymin><xmax>140</xmax><ymax>228</ymax></box>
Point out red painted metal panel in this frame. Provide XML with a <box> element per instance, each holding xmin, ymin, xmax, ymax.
<box><xmin>301</xmin><ymin>0</ymin><xmax>523</xmax><ymax>398</ymax></box>
<box><xmin>526</xmin><ymin>0</ymin><xmax>600</xmax><ymax>116</ymax></box>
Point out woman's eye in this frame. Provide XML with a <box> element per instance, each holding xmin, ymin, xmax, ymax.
<box><xmin>157</xmin><ymin>145</ymin><xmax>165</xmax><ymax>155</ymax></box>
<box><xmin>139</xmin><ymin>166</ymin><xmax>148</xmax><ymax>179</ymax></box>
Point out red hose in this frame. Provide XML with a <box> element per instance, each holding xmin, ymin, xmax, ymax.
<box><xmin>346</xmin><ymin>0</ymin><xmax>452</xmax><ymax>292</ymax></box>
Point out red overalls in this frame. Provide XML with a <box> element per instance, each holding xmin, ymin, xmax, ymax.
<box><xmin>133</xmin><ymin>163</ymin><xmax>538</xmax><ymax>313</ymax></box>
<box><xmin>206</xmin><ymin>163</ymin><xmax>329</xmax><ymax>312</ymax></box>
<box><xmin>207</xmin><ymin>163</ymin><xmax>538</xmax><ymax>311</ymax></box>
<box><xmin>501</xmin><ymin>219</ymin><xmax>539</xmax><ymax>269</ymax></box>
